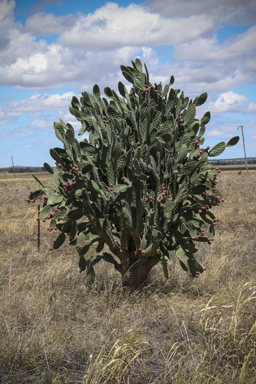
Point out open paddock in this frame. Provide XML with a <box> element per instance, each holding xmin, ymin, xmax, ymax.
<box><xmin>0</xmin><ymin>171</ymin><xmax>256</xmax><ymax>383</ymax></box>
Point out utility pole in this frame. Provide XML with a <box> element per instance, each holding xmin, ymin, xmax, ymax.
<box><xmin>237</xmin><ymin>126</ymin><xmax>248</xmax><ymax>172</ymax></box>
<box><xmin>11</xmin><ymin>155</ymin><xmax>16</xmax><ymax>178</ymax></box>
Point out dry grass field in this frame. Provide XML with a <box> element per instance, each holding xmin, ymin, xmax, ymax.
<box><xmin>0</xmin><ymin>171</ymin><xmax>256</xmax><ymax>383</ymax></box>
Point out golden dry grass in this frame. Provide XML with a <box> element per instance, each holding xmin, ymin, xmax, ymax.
<box><xmin>0</xmin><ymin>171</ymin><xmax>256</xmax><ymax>383</ymax></box>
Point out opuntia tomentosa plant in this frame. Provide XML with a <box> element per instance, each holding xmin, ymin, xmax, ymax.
<box><xmin>28</xmin><ymin>58</ymin><xmax>239</xmax><ymax>289</ymax></box>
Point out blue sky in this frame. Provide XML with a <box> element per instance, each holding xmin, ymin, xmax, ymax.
<box><xmin>0</xmin><ymin>0</ymin><xmax>256</xmax><ymax>167</ymax></box>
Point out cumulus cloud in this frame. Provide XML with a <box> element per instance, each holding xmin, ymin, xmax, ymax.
<box><xmin>248</xmin><ymin>102</ymin><xmax>256</xmax><ymax>113</ymax></box>
<box><xmin>0</xmin><ymin>0</ymin><xmax>255</xmax><ymax>95</ymax></box>
<box><xmin>3</xmin><ymin>92</ymin><xmax>75</xmax><ymax>113</ymax></box>
<box><xmin>0</xmin><ymin>0</ymin><xmax>16</xmax><ymax>48</ymax></box>
<box><xmin>23</xmin><ymin>12</ymin><xmax>78</xmax><ymax>36</ymax></box>
<box><xmin>57</xmin><ymin>3</ymin><xmax>217</xmax><ymax>49</ymax></box>
<box><xmin>213</xmin><ymin>91</ymin><xmax>248</xmax><ymax>113</ymax></box>
<box><xmin>165</xmin><ymin>60</ymin><xmax>252</xmax><ymax>94</ymax></box>
<box><xmin>0</xmin><ymin>32</ymin><xmax>140</xmax><ymax>90</ymax></box>
<box><xmin>145</xmin><ymin>0</ymin><xmax>256</xmax><ymax>24</ymax></box>
<box><xmin>0</xmin><ymin>0</ymin><xmax>255</xmax><ymax>150</ymax></box>
<box><xmin>24</xmin><ymin>0</ymin><xmax>63</xmax><ymax>13</ymax></box>
<box><xmin>173</xmin><ymin>26</ymin><xmax>256</xmax><ymax>62</ymax></box>
<box><xmin>0</xmin><ymin>28</ymin><xmax>48</xmax><ymax>66</ymax></box>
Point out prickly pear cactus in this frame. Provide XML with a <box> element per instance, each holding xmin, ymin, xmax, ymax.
<box><xmin>28</xmin><ymin>58</ymin><xmax>239</xmax><ymax>289</ymax></box>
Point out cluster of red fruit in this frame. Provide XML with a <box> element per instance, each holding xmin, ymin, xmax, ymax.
<box><xmin>109</xmin><ymin>183</ymin><xmax>132</xmax><ymax>195</ymax></box>
<box><xmin>27</xmin><ymin>191</ymin><xmax>37</xmax><ymax>203</ymax></box>
<box><xmin>82</xmin><ymin>188</ymin><xmax>91</xmax><ymax>195</ymax></box>
<box><xmin>102</xmin><ymin>116</ymin><xmax>109</xmax><ymax>126</ymax></box>
<box><xmin>156</xmin><ymin>183</ymin><xmax>167</xmax><ymax>204</ymax></box>
<box><xmin>63</xmin><ymin>180</ymin><xmax>78</xmax><ymax>195</ymax></box>
<box><xmin>55</xmin><ymin>161</ymin><xmax>71</xmax><ymax>176</ymax></box>
<box><xmin>129</xmin><ymin>83</ymin><xmax>167</xmax><ymax>106</ymax></box>
<box><xmin>67</xmin><ymin>233</ymin><xmax>75</xmax><ymax>242</ymax></box>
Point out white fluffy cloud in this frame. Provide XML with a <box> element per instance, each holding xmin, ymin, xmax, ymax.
<box><xmin>0</xmin><ymin>0</ymin><xmax>16</xmax><ymax>48</ymax></box>
<box><xmin>213</xmin><ymin>91</ymin><xmax>248</xmax><ymax>113</ymax></box>
<box><xmin>4</xmin><ymin>92</ymin><xmax>75</xmax><ymax>113</ymax></box>
<box><xmin>145</xmin><ymin>0</ymin><xmax>256</xmax><ymax>24</ymax></box>
<box><xmin>248</xmin><ymin>102</ymin><xmax>256</xmax><ymax>114</ymax></box>
<box><xmin>23</xmin><ymin>11</ymin><xmax>78</xmax><ymax>36</ymax></box>
<box><xmin>57</xmin><ymin>3</ymin><xmax>217</xmax><ymax>49</ymax></box>
<box><xmin>173</xmin><ymin>26</ymin><xmax>256</xmax><ymax>61</ymax></box>
<box><xmin>0</xmin><ymin>0</ymin><xmax>255</xmax><ymax>95</ymax></box>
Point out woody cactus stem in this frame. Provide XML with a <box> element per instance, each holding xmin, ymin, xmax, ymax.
<box><xmin>28</xmin><ymin>58</ymin><xmax>239</xmax><ymax>289</ymax></box>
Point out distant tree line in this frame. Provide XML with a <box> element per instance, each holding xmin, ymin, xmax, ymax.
<box><xmin>209</xmin><ymin>159</ymin><xmax>256</xmax><ymax>165</ymax></box>
<box><xmin>0</xmin><ymin>167</ymin><xmax>47</xmax><ymax>173</ymax></box>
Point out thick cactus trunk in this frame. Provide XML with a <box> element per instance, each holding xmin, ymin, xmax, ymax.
<box><xmin>121</xmin><ymin>252</ymin><xmax>158</xmax><ymax>290</ymax></box>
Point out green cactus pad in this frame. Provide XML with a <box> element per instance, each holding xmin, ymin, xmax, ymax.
<box><xmin>53</xmin><ymin>233</ymin><xmax>65</xmax><ymax>249</ymax></box>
